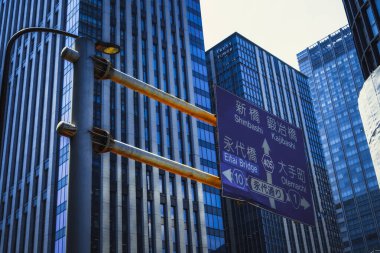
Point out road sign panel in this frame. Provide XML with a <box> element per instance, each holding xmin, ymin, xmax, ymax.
<box><xmin>215</xmin><ymin>86</ymin><xmax>315</xmax><ymax>226</ymax></box>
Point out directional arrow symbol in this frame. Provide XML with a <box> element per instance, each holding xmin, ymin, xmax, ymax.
<box><xmin>223</xmin><ymin>169</ymin><xmax>232</xmax><ymax>183</ymax></box>
<box><xmin>262</xmin><ymin>139</ymin><xmax>270</xmax><ymax>155</ymax></box>
<box><xmin>300</xmin><ymin>197</ymin><xmax>310</xmax><ymax>210</ymax></box>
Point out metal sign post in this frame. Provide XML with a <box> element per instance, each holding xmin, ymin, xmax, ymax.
<box><xmin>61</xmin><ymin>37</ymin><xmax>94</xmax><ymax>253</ymax></box>
<box><xmin>58</xmin><ymin>41</ymin><xmax>221</xmax><ymax>253</ymax></box>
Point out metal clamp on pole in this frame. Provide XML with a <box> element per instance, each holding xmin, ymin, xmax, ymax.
<box><xmin>92</xmin><ymin>56</ymin><xmax>112</xmax><ymax>80</ymax></box>
<box><xmin>90</xmin><ymin>127</ymin><xmax>112</xmax><ymax>153</ymax></box>
<box><xmin>90</xmin><ymin>127</ymin><xmax>222</xmax><ymax>189</ymax></box>
<box><xmin>56</xmin><ymin>121</ymin><xmax>77</xmax><ymax>137</ymax></box>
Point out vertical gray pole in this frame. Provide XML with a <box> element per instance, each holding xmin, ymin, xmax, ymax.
<box><xmin>66</xmin><ymin>37</ymin><xmax>94</xmax><ymax>253</ymax></box>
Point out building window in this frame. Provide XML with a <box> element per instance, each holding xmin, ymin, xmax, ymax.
<box><xmin>183</xmin><ymin>210</ymin><xmax>190</xmax><ymax>252</ymax></box>
<box><xmin>146</xmin><ymin>169</ymin><xmax>152</xmax><ymax>191</ymax></box>
<box><xmin>375</xmin><ymin>0</ymin><xmax>380</xmax><ymax>14</ymax></box>
<box><xmin>366</xmin><ymin>6</ymin><xmax>378</xmax><ymax>37</ymax></box>
<box><xmin>169</xmin><ymin>175</ymin><xmax>175</xmax><ymax>196</ymax></box>
<box><xmin>160</xmin><ymin>204</ymin><xmax>167</xmax><ymax>252</ymax></box>
<box><xmin>147</xmin><ymin>201</ymin><xmax>153</xmax><ymax>253</ymax></box>
<box><xmin>159</xmin><ymin>173</ymin><xmax>164</xmax><ymax>193</ymax></box>
<box><xmin>193</xmin><ymin>211</ymin><xmax>200</xmax><ymax>252</ymax></box>
<box><xmin>190</xmin><ymin>182</ymin><xmax>197</xmax><ymax>201</ymax></box>
<box><xmin>170</xmin><ymin>206</ymin><xmax>178</xmax><ymax>252</ymax></box>
<box><xmin>181</xmin><ymin>179</ymin><xmax>187</xmax><ymax>199</ymax></box>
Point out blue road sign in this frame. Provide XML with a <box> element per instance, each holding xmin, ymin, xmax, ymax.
<box><xmin>215</xmin><ymin>86</ymin><xmax>315</xmax><ymax>226</ymax></box>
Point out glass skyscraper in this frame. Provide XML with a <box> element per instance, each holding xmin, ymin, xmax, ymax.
<box><xmin>298</xmin><ymin>25</ymin><xmax>380</xmax><ymax>252</ymax></box>
<box><xmin>0</xmin><ymin>0</ymin><xmax>225</xmax><ymax>252</ymax></box>
<box><xmin>342</xmin><ymin>0</ymin><xmax>380</xmax><ymax>79</ymax></box>
<box><xmin>343</xmin><ymin>1</ymin><xmax>380</xmax><ymax>194</ymax></box>
<box><xmin>206</xmin><ymin>32</ymin><xmax>341</xmax><ymax>253</ymax></box>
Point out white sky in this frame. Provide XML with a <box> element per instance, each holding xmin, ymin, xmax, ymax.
<box><xmin>200</xmin><ymin>0</ymin><xmax>349</xmax><ymax>70</ymax></box>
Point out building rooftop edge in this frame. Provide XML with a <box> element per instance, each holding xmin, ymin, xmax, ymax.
<box><xmin>206</xmin><ymin>32</ymin><xmax>307</xmax><ymax>77</ymax></box>
<box><xmin>296</xmin><ymin>24</ymin><xmax>351</xmax><ymax>57</ymax></box>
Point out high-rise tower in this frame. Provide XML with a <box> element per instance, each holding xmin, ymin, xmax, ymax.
<box><xmin>0</xmin><ymin>0</ymin><xmax>225</xmax><ymax>252</ymax></box>
<box><xmin>207</xmin><ymin>32</ymin><xmax>341</xmax><ymax>253</ymax></box>
<box><xmin>298</xmin><ymin>25</ymin><xmax>380</xmax><ymax>253</ymax></box>
<box><xmin>342</xmin><ymin>0</ymin><xmax>380</xmax><ymax>203</ymax></box>
<box><xmin>358</xmin><ymin>67</ymin><xmax>380</xmax><ymax>189</ymax></box>
<box><xmin>342</xmin><ymin>0</ymin><xmax>380</xmax><ymax>79</ymax></box>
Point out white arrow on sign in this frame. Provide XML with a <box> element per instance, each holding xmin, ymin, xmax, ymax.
<box><xmin>262</xmin><ymin>138</ymin><xmax>271</xmax><ymax>155</ymax></box>
<box><xmin>286</xmin><ymin>191</ymin><xmax>310</xmax><ymax>210</ymax></box>
<box><xmin>262</xmin><ymin>138</ymin><xmax>275</xmax><ymax>208</ymax></box>
<box><xmin>300</xmin><ymin>197</ymin><xmax>310</xmax><ymax>210</ymax></box>
<box><xmin>223</xmin><ymin>169</ymin><xmax>232</xmax><ymax>183</ymax></box>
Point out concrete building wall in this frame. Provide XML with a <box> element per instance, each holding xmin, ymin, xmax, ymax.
<box><xmin>359</xmin><ymin>66</ymin><xmax>380</xmax><ymax>189</ymax></box>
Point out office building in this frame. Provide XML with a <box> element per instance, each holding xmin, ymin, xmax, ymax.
<box><xmin>343</xmin><ymin>0</ymin><xmax>380</xmax><ymax>199</ymax></box>
<box><xmin>342</xmin><ymin>0</ymin><xmax>380</xmax><ymax>79</ymax></box>
<box><xmin>207</xmin><ymin>32</ymin><xmax>341</xmax><ymax>253</ymax></box>
<box><xmin>0</xmin><ymin>0</ymin><xmax>225</xmax><ymax>252</ymax></box>
<box><xmin>298</xmin><ymin>25</ymin><xmax>380</xmax><ymax>252</ymax></box>
<box><xmin>359</xmin><ymin>66</ymin><xmax>380</xmax><ymax>188</ymax></box>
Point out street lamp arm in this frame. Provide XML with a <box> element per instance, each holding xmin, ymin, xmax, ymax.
<box><xmin>0</xmin><ymin>27</ymin><xmax>78</xmax><ymax>159</ymax></box>
<box><xmin>1</xmin><ymin>27</ymin><xmax>78</xmax><ymax>88</ymax></box>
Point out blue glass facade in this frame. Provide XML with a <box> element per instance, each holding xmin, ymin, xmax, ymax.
<box><xmin>0</xmin><ymin>0</ymin><xmax>69</xmax><ymax>252</ymax></box>
<box><xmin>207</xmin><ymin>33</ymin><xmax>341</xmax><ymax>252</ymax></box>
<box><xmin>186</xmin><ymin>0</ymin><xmax>225</xmax><ymax>251</ymax></box>
<box><xmin>343</xmin><ymin>0</ymin><xmax>380</xmax><ymax>79</ymax></box>
<box><xmin>298</xmin><ymin>25</ymin><xmax>380</xmax><ymax>252</ymax></box>
<box><xmin>0</xmin><ymin>0</ymin><xmax>224</xmax><ymax>252</ymax></box>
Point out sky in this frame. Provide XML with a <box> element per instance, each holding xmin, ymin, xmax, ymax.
<box><xmin>200</xmin><ymin>0</ymin><xmax>349</xmax><ymax>70</ymax></box>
